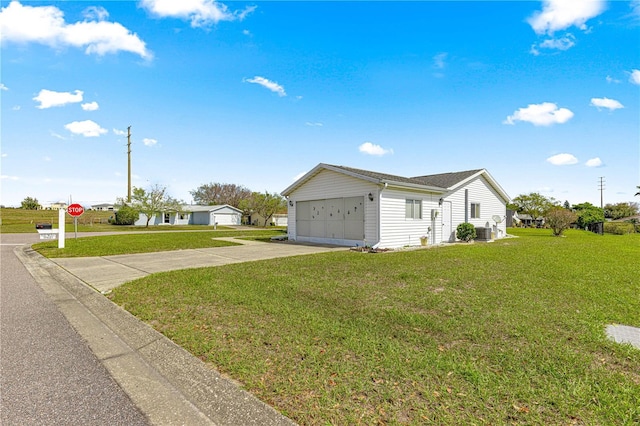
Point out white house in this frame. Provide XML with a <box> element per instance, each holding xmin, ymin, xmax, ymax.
<box><xmin>281</xmin><ymin>163</ymin><xmax>510</xmax><ymax>248</ymax></box>
<box><xmin>91</xmin><ymin>203</ymin><xmax>116</xmax><ymax>211</ymax></box>
<box><xmin>134</xmin><ymin>204</ymin><xmax>243</xmax><ymax>226</ymax></box>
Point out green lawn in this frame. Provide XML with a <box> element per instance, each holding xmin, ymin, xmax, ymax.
<box><xmin>111</xmin><ymin>229</ymin><xmax>639</xmax><ymax>425</ymax></box>
<box><xmin>33</xmin><ymin>229</ymin><xmax>286</xmax><ymax>257</ymax></box>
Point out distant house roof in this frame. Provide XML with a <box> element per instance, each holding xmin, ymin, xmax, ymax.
<box><xmin>282</xmin><ymin>163</ymin><xmax>510</xmax><ymax>202</ymax></box>
<box><xmin>179</xmin><ymin>204</ymin><xmax>243</xmax><ymax>214</ymax></box>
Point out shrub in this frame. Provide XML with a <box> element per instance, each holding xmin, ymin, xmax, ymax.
<box><xmin>545</xmin><ymin>207</ymin><xmax>577</xmax><ymax>236</ymax></box>
<box><xmin>456</xmin><ymin>222</ymin><xmax>476</xmax><ymax>242</ymax></box>
<box><xmin>113</xmin><ymin>205</ymin><xmax>139</xmax><ymax>225</ymax></box>
<box><xmin>604</xmin><ymin>222</ymin><xmax>635</xmax><ymax>235</ymax></box>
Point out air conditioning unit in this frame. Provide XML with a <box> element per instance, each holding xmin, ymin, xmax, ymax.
<box><xmin>475</xmin><ymin>227</ymin><xmax>492</xmax><ymax>241</ymax></box>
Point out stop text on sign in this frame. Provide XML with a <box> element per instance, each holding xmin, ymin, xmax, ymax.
<box><xmin>67</xmin><ymin>203</ymin><xmax>85</xmax><ymax>217</ymax></box>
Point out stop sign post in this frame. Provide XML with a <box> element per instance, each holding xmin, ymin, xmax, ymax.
<box><xmin>67</xmin><ymin>203</ymin><xmax>84</xmax><ymax>239</ymax></box>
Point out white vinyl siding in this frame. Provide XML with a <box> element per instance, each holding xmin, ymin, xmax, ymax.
<box><xmin>444</xmin><ymin>176</ymin><xmax>507</xmax><ymax>240</ymax></box>
<box><xmin>379</xmin><ymin>190</ymin><xmax>440</xmax><ymax>248</ymax></box>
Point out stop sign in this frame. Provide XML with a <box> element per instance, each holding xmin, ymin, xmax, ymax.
<box><xmin>67</xmin><ymin>203</ymin><xmax>85</xmax><ymax>217</ymax></box>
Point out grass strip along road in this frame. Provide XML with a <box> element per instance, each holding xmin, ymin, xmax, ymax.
<box><xmin>109</xmin><ymin>228</ymin><xmax>640</xmax><ymax>425</ymax></box>
<box><xmin>32</xmin><ymin>229</ymin><xmax>286</xmax><ymax>257</ymax></box>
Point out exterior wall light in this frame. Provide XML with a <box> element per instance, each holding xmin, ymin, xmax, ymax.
<box><xmin>368</xmin><ymin>192</ymin><xmax>374</xmax><ymax>201</ymax></box>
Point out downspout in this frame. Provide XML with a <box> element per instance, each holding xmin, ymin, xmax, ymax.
<box><xmin>464</xmin><ymin>189</ymin><xmax>469</xmax><ymax>222</ymax></box>
<box><xmin>377</xmin><ymin>182</ymin><xmax>387</xmax><ymax>247</ymax></box>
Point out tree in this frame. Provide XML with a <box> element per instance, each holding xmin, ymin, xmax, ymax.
<box><xmin>113</xmin><ymin>204</ymin><xmax>139</xmax><ymax>225</ymax></box>
<box><xmin>545</xmin><ymin>207</ymin><xmax>577</xmax><ymax>236</ymax></box>
<box><xmin>563</xmin><ymin>200</ymin><xmax>571</xmax><ymax>210</ymax></box>
<box><xmin>21</xmin><ymin>196</ymin><xmax>40</xmax><ymax>210</ymax></box>
<box><xmin>509</xmin><ymin>193</ymin><xmax>557</xmax><ymax>226</ymax></box>
<box><xmin>239</xmin><ymin>191</ymin><xmax>287</xmax><ymax>227</ymax></box>
<box><xmin>635</xmin><ymin>186</ymin><xmax>640</xmax><ymax>197</ymax></box>
<box><xmin>130</xmin><ymin>184</ymin><xmax>182</xmax><ymax>227</ymax></box>
<box><xmin>572</xmin><ymin>202</ymin><xmax>604</xmax><ymax>229</ymax></box>
<box><xmin>604</xmin><ymin>202</ymin><xmax>639</xmax><ymax>220</ymax></box>
<box><xmin>190</xmin><ymin>183</ymin><xmax>252</xmax><ymax>207</ymax></box>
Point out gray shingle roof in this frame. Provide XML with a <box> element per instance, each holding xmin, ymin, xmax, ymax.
<box><xmin>326</xmin><ymin>164</ymin><xmax>483</xmax><ymax>190</ymax></box>
<box><xmin>411</xmin><ymin>169</ymin><xmax>483</xmax><ymax>188</ymax></box>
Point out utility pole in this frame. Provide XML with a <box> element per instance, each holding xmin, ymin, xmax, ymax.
<box><xmin>598</xmin><ymin>176</ymin><xmax>605</xmax><ymax>209</ymax></box>
<box><xmin>127</xmin><ymin>126</ymin><xmax>132</xmax><ymax>204</ymax></box>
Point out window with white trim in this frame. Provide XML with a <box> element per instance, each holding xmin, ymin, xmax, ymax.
<box><xmin>405</xmin><ymin>199</ymin><xmax>422</xmax><ymax>219</ymax></box>
<box><xmin>470</xmin><ymin>203</ymin><xmax>480</xmax><ymax>219</ymax></box>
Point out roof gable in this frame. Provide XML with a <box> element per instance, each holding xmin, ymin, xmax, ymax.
<box><xmin>282</xmin><ymin>163</ymin><xmax>506</xmax><ymax>198</ymax></box>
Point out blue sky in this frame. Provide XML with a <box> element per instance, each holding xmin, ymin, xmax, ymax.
<box><xmin>1</xmin><ymin>0</ymin><xmax>639</xmax><ymax>208</ymax></box>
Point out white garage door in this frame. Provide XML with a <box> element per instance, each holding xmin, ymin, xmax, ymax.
<box><xmin>296</xmin><ymin>196</ymin><xmax>364</xmax><ymax>242</ymax></box>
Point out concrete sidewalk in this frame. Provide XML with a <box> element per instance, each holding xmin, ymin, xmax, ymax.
<box><xmin>18</xmin><ymin>239</ymin><xmax>344</xmax><ymax>425</ymax></box>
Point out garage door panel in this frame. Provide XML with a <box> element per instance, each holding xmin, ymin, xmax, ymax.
<box><xmin>326</xmin><ymin>221</ymin><xmax>344</xmax><ymax>239</ymax></box>
<box><xmin>345</xmin><ymin>197</ymin><xmax>364</xmax><ymax>221</ymax></box>
<box><xmin>326</xmin><ymin>198</ymin><xmax>344</xmax><ymax>221</ymax></box>
<box><xmin>296</xmin><ymin>196</ymin><xmax>363</xmax><ymax>241</ymax></box>
<box><xmin>310</xmin><ymin>221</ymin><xmax>325</xmax><ymax>237</ymax></box>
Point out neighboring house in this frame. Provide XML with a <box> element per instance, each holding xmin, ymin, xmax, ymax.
<box><xmin>44</xmin><ymin>202</ymin><xmax>67</xmax><ymax>210</ymax></box>
<box><xmin>513</xmin><ymin>214</ymin><xmax>544</xmax><ymax>228</ymax></box>
<box><xmin>281</xmin><ymin>163</ymin><xmax>510</xmax><ymax>249</ymax></box>
<box><xmin>91</xmin><ymin>203</ymin><xmax>116</xmax><ymax>211</ymax></box>
<box><xmin>134</xmin><ymin>204</ymin><xmax>243</xmax><ymax>226</ymax></box>
<box><xmin>246</xmin><ymin>212</ymin><xmax>288</xmax><ymax>227</ymax></box>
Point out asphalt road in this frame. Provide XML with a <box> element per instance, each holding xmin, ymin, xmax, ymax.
<box><xmin>0</xmin><ymin>233</ymin><xmax>149</xmax><ymax>425</ymax></box>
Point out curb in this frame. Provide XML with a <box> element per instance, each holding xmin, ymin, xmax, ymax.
<box><xmin>16</xmin><ymin>246</ymin><xmax>296</xmax><ymax>426</ymax></box>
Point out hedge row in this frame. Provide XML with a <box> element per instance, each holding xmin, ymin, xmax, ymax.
<box><xmin>604</xmin><ymin>222</ymin><xmax>639</xmax><ymax>235</ymax></box>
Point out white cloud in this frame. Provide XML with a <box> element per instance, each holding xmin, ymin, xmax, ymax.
<box><xmin>305</xmin><ymin>122</ymin><xmax>323</xmax><ymax>127</ymax></box>
<box><xmin>590</xmin><ymin>97</ymin><xmax>623</xmax><ymax>111</ymax></box>
<box><xmin>50</xmin><ymin>131</ymin><xmax>66</xmax><ymax>140</ymax></box>
<box><xmin>358</xmin><ymin>142</ymin><xmax>394</xmax><ymax>156</ymax></box>
<box><xmin>113</xmin><ymin>128</ymin><xmax>127</xmax><ymax>136</ymax></box>
<box><xmin>504</xmin><ymin>102</ymin><xmax>574</xmax><ymax>126</ymax></box>
<box><xmin>82</xmin><ymin>6</ymin><xmax>109</xmax><ymax>21</ymax></box>
<box><xmin>1</xmin><ymin>153</ymin><xmax>7</xmax><ymax>157</ymax></box>
<box><xmin>64</xmin><ymin>120</ymin><xmax>107</xmax><ymax>137</ymax></box>
<box><xmin>12</xmin><ymin>105</ymin><xmax>20</xmax><ymax>110</ymax></box>
<box><xmin>81</xmin><ymin>101</ymin><xmax>99</xmax><ymax>111</ymax></box>
<box><xmin>33</xmin><ymin>89</ymin><xmax>83</xmax><ymax>109</ymax></box>
<box><xmin>546</xmin><ymin>153</ymin><xmax>578</xmax><ymax>166</ymax></box>
<box><xmin>1</xmin><ymin>175</ymin><xmax>19</xmax><ymax>181</ymax></box>
<box><xmin>532</xmin><ymin>34</ymin><xmax>575</xmax><ymax>53</ymax></box>
<box><xmin>433</xmin><ymin>52</ymin><xmax>447</xmax><ymax>69</ymax></box>
<box><xmin>244</xmin><ymin>76</ymin><xmax>286</xmax><ymax>97</ymax></box>
<box><xmin>0</xmin><ymin>83</ymin><xmax>8</xmax><ymax>91</ymax></box>
<box><xmin>606</xmin><ymin>75</ymin><xmax>621</xmax><ymax>84</ymax></box>
<box><xmin>630</xmin><ymin>69</ymin><xmax>640</xmax><ymax>85</ymax></box>
<box><xmin>0</xmin><ymin>1</ymin><xmax>152</xmax><ymax>59</ymax></box>
<box><xmin>528</xmin><ymin>0</ymin><xmax>605</xmax><ymax>35</ymax></box>
<box><xmin>142</xmin><ymin>138</ymin><xmax>157</xmax><ymax>147</ymax></box>
<box><xmin>140</xmin><ymin>0</ymin><xmax>255</xmax><ymax>28</ymax></box>
<box><xmin>585</xmin><ymin>157</ymin><xmax>603</xmax><ymax>167</ymax></box>
<box><xmin>631</xmin><ymin>0</ymin><xmax>640</xmax><ymax>17</ymax></box>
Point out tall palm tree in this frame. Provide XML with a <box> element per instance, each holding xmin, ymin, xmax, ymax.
<box><xmin>636</xmin><ymin>185</ymin><xmax>640</xmax><ymax>197</ymax></box>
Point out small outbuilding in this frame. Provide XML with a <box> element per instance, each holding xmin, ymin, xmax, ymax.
<box><xmin>281</xmin><ymin>163</ymin><xmax>510</xmax><ymax>248</ymax></box>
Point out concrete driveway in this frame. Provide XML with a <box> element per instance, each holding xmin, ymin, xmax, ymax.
<box><xmin>50</xmin><ymin>238</ymin><xmax>345</xmax><ymax>293</ymax></box>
